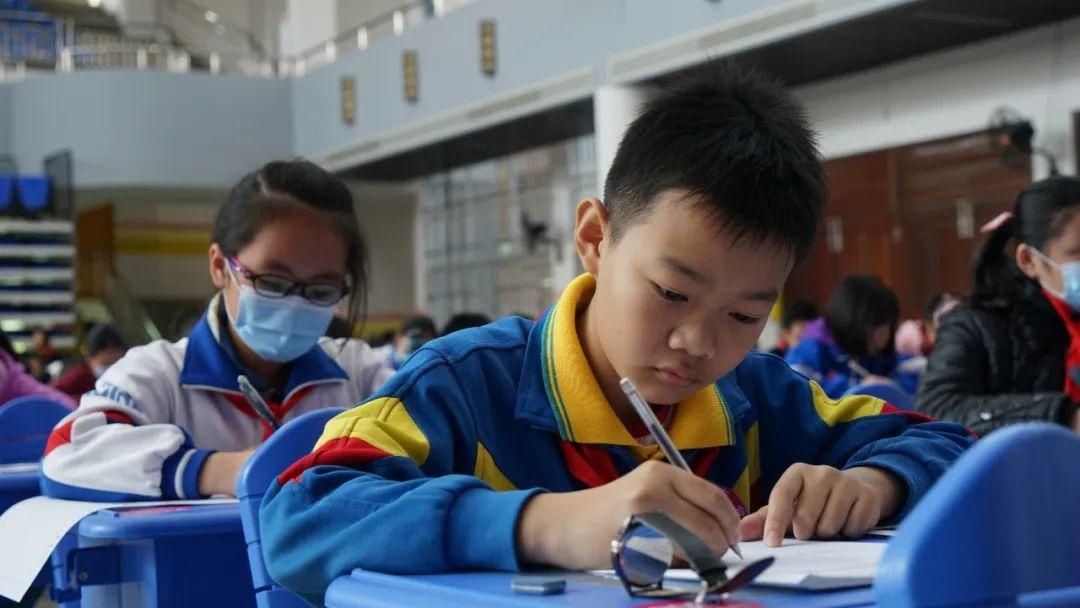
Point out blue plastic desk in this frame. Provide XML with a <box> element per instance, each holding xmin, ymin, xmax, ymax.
<box><xmin>49</xmin><ymin>502</ymin><xmax>256</xmax><ymax>608</ymax></box>
<box><xmin>0</xmin><ymin>467</ymin><xmax>39</xmax><ymax>513</ymax></box>
<box><xmin>324</xmin><ymin>570</ymin><xmax>875</xmax><ymax>608</ymax></box>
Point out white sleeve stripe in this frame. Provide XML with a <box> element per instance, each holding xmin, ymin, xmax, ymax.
<box><xmin>174</xmin><ymin>448</ymin><xmax>197</xmax><ymax>500</ymax></box>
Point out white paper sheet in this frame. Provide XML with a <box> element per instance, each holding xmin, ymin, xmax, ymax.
<box><xmin>595</xmin><ymin>538</ymin><xmax>886</xmax><ymax>591</ymax></box>
<box><xmin>0</xmin><ymin>496</ymin><xmax>237</xmax><ymax>602</ymax></box>
<box><xmin>0</xmin><ymin>462</ymin><xmax>40</xmax><ymax>474</ymax></box>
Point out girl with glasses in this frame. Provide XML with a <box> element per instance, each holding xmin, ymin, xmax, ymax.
<box><xmin>41</xmin><ymin>160</ymin><xmax>394</xmax><ymax>501</ymax></box>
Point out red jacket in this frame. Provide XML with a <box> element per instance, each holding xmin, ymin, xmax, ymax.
<box><xmin>53</xmin><ymin>361</ymin><xmax>96</xmax><ymax>398</ymax></box>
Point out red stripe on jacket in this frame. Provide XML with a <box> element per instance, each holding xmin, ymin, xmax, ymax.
<box><xmin>277</xmin><ymin>435</ymin><xmax>392</xmax><ymax>485</ymax></box>
<box><xmin>44</xmin><ymin>411</ymin><xmax>135</xmax><ymax>456</ymax></box>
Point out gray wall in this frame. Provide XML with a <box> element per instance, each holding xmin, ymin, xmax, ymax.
<box><xmin>0</xmin><ymin>0</ymin><xmax>918</xmax><ymax>184</ymax></box>
<box><xmin>0</xmin><ymin>85</ymin><xmax>11</xmax><ymax>161</ymax></box>
<box><xmin>289</xmin><ymin>0</ymin><xmax>899</xmax><ymax>161</ymax></box>
<box><xmin>9</xmin><ymin>71</ymin><xmax>292</xmax><ymax>186</ymax></box>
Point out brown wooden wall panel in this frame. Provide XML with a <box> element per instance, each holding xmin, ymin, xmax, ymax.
<box><xmin>787</xmin><ymin>129</ymin><xmax>1031</xmax><ymax>320</ymax></box>
<box><xmin>75</xmin><ymin>204</ymin><xmax>115</xmax><ymax>299</ymax></box>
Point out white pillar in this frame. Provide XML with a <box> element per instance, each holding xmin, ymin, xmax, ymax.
<box><xmin>548</xmin><ymin>176</ymin><xmax>578</xmax><ymax>299</ymax></box>
<box><xmin>593</xmin><ymin>84</ymin><xmax>648</xmax><ymax>198</ymax></box>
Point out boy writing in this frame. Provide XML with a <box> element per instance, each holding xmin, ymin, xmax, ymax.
<box><xmin>261</xmin><ymin>67</ymin><xmax>972</xmax><ymax>606</ymax></box>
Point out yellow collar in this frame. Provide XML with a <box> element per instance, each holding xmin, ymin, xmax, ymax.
<box><xmin>540</xmin><ymin>274</ymin><xmax>735</xmax><ymax>448</ymax></box>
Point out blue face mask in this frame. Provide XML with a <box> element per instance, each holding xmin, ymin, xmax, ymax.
<box><xmin>391</xmin><ymin>334</ymin><xmax>429</xmax><ymax>369</ymax></box>
<box><xmin>1033</xmin><ymin>248</ymin><xmax>1080</xmax><ymax>311</ymax></box>
<box><xmin>227</xmin><ymin>282</ymin><xmax>336</xmax><ymax>363</ymax></box>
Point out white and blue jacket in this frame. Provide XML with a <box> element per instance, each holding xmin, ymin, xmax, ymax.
<box><xmin>41</xmin><ymin>295</ymin><xmax>394</xmax><ymax>501</ymax></box>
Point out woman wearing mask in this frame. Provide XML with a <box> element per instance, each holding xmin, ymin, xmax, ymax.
<box><xmin>42</xmin><ymin>160</ymin><xmax>394</xmax><ymax>500</ymax></box>
<box><xmin>918</xmin><ymin>176</ymin><xmax>1080</xmax><ymax>436</ymax></box>
<box><xmin>386</xmin><ymin>315</ymin><xmax>437</xmax><ymax>369</ymax></box>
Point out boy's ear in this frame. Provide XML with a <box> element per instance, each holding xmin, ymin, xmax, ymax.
<box><xmin>574</xmin><ymin>198</ymin><xmax>609</xmax><ymax>275</ymax></box>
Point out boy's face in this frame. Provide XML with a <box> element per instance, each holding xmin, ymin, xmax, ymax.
<box><xmin>576</xmin><ymin>190</ymin><xmax>793</xmax><ymax>405</ymax></box>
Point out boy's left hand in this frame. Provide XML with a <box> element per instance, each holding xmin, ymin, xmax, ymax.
<box><xmin>738</xmin><ymin>464</ymin><xmax>905</xmax><ymax>546</ymax></box>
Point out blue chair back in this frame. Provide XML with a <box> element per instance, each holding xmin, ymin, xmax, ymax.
<box><xmin>0</xmin><ymin>174</ymin><xmax>13</xmax><ymax>212</ymax></box>
<box><xmin>875</xmin><ymin>423</ymin><xmax>1080</xmax><ymax>607</ymax></box>
<box><xmin>0</xmin><ymin>395</ymin><xmax>72</xmax><ymax>464</ymax></box>
<box><xmin>843</xmin><ymin>381</ymin><xmax>915</xmax><ymax>410</ymax></box>
<box><xmin>16</xmin><ymin>176</ymin><xmax>50</xmax><ymax>212</ymax></box>
<box><xmin>237</xmin><ymin>407</ymin><xmax>344</xmax><ymax>608</ymax></box>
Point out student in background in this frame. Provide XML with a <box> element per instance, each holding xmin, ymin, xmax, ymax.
<box><xmin>787</xmin><ymin>276</ymin><xmax>915</xmax><ymax>396</ymax></box>
<box><xmin>0</xmin><ymin>329</ymin><xmax>75</xmax><ymax>407</ymax></box>
<box><xmin>25</xmin><ymin>327</ymin><xmax>61</xmax><ymax>381</ymax></box>
<box><xmin>919</xmin><ymin>176</ymin><xmax>1080</xmax><ymax>435</ymax></box>
<box><xmin>260</xmin><ymin>67</ymin><xmax>972</xmax><ymax>605</ymax></box>
<box><xmin>441</xmin><ymin>312</ymin><xmax>491</xmax><ymax>336</ymax></box>
<box><xmin>53</xmin><ymin>324</ymin><xmax>127</xmax><ymax>398</ymax></box>
<box><xmin>768</xmin><ymin>298</ymin><xmax>818</xmax><ymax>358</ymax></box>
<box><xmin>29</xmin><ymin>327</ymin><xmax>57</xmax><ymax>365</ymax></box>
<box><xmin>894</xmin><ymin>320</ymin><xmax>926</xmax><ymax>359</ymax></box>
<box><xmin>376</xmin><ymin>315</ymin><xmax>437</xmax><ymax>369</ymax></box>
<box><xmin>893</xmin><ymin>291</ymin><xmax>964</xmax><ymax>375</ymax></box>
<box><xmin>923</xmin><ymin>291</ymin><xmax>962</xmax><ymax>350</ymax></box>
<box><xmin>41</xmin><ymin>160</ymin><xmax>393</xmax><ymax>501</ymax></box>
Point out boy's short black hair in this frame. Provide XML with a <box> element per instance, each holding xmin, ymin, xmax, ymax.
<box><xmin>782</xmin><ymin>299</ymin><xmax>819</xmax><ymax>329</ymax></box>
<box><xmin>85</xmin><ymin>324</ymin><xmax>125</xmax><ymax>356</ymax></box>
<box><xmin>825</xmin><ymin>275</ymin><xmax>899</xmax><ymax>359</ymax></box>
<box><xmin>401</xmin><ymin>315</ymin><xmax>437</xmax><ymax>338</ymax></box>
<box><xmin>603</xmin><ymin>63</ymin><xmax>825</xmax><ymax>260</ymax></box>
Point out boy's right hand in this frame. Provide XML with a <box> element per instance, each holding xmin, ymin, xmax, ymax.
<box><xmin>516</xmin><ymin>460</ymin><xmax>741</xmax><ymax>570</ymax></box>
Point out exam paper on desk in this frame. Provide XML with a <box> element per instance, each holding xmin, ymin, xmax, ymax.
<box><xmin>594</xmin><ymin>538</ymin><xmax>885</xmax><ymax>591</ymax></box>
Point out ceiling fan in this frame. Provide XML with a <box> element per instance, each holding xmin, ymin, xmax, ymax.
<box><xmin>987</xmin><ymin>107</ymin><xmax>1059</xmax><ymax>175</ymax></box>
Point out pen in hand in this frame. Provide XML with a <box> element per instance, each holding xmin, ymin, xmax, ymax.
<box><xmin>619</xmin><ymin>377</ymin><xmax>744</xmax><ymax>560</ymax></box>
<box><xmin>237</xmin><ymin>374</ymin><xmax>281</xmax><ymax>431</ymax></box>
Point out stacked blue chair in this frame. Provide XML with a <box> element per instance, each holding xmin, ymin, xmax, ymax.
<box><xmin>238</xmin><ymin>407</ymin><xmax>345</xmax><ymax>608</ymax></box>
<box><xmin>0</xmin><ymin>174</ymin><xmax>14</xmax><ymax>213</ymax></box>
<box><xmin>16</xmin><ymin>176</ymin><xmax>50</xmax><ymax>213</ymax></box>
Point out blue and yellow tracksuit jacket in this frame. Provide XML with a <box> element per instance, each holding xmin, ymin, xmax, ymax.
<box><xmin>260</xmin><ymin>275</ymin><xmax>973</xmax><ymax>606</ymax></box>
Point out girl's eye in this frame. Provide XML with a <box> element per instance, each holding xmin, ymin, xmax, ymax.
<box><xmin>730</xmin><ymin>312</ymin><xmax>760</xmax><ymax>325</ymax></box>
<box><xmin>654</xmin><ymin>283</ymin><xmax>688</xmax><ymax>302</ymax></box>
<box><xmin>254</xmin><ymin>275</ymin><xmax>293</xmax><ymax>296</ymax></box>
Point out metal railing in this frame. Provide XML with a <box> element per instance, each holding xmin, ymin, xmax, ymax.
<box><xmin>103</xmin><ymin>270</ymin><xmax>163</xmax><ymax>346</ymax></box>
<box><xmin>0</xmin><ymin>0</ymin><xmax>444</xmax><ymax>80</ymax></box>
<box><xmin>0</xmin><ymin>9</ymin><xmax>74</xmax><ymax>66</ymax></box>
<box><xmin>281</xmin><ymin>2</ymin><xmax>428</xmax><ymax>77</ymax></box>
